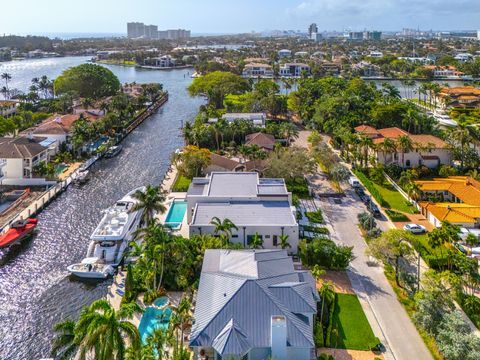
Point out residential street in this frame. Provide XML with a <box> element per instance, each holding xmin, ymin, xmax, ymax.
<box><xmin>318</xmin><ymin>191</ymin><xmax>433</xmax><ymax>360</ymax></box>
<box><xmin>293</xmin><ymin>131</ymin><xmax>433</xmax><ymax>360</ymax></box>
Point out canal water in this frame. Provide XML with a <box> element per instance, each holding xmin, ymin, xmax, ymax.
<box><xmin>0</xmin><ymin>57</ymin><xmax>204</xmax><ymax>359</ymax></box>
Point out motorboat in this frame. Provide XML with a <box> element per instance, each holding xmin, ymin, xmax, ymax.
<box><xmin>105</xmin><ymin>145</ymin><xmax>123</xmax><ymax>158</ymax></box>
<box><xmin>74</xmin><ymin>169</ymin><xmax>89</xmax><ymax>185</ymax></box>
<box><xmin>67</xmin><ymin>187</ymin><xmax>145</xmax><ymax>279</ymax></box>
<box><xmin>67</xmin><ymin>257</ymin><xmax>115</xmax><ymax>279</ymax></box>
<box><xmin>0</xmin><ymin>218</ymin><xmax>38</xmax><ymax>248</ymax></box>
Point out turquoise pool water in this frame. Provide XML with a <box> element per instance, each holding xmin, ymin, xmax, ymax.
<box><xmin>138</xmin><ymin>297</ymin><xmax>172</xmax><ymax>344</ymax></box>
<box><xmin>55</xmin><ymin>164</ymin><xmax>68</xmax><ymax>174</ymax></box>
<box><xmin>165</xmin><ymin>200</ymin><xmax>187</xmax><ymax>229</ymax></box>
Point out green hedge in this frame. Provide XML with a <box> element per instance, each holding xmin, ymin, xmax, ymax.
<box><xmin>306</xmin><ymin>209</ymin><xmax>325</xmax><ymax>224</ymax></box>
<box><xmin>324</xmin><ymin>293</ymin><xmax>337</xmax><ymax>347</ymax></box>
<box><xmin>303</xmin><ymin>225</ymin><xmax>330</xmax><ymax>235</ymax></box>
<box><xmin>172</xmin><ymin>175</ymin><xmax>192</xmax><ymax>192</ymax></box>
<box><xmin>385</xmin><ymin>209</ymin><xmax>410</xmax><ymax>222</ymax></box>
<box><xmin>353</xmin><ymin>170</ymin><xmax>389</xmax><ymax>208</ymax></box>
<box><xmin>286</xmin><ymin>178</ymin><xmax>311</xmax><ymax>198</ymax></box>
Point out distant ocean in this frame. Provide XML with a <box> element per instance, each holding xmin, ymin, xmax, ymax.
<box><xmin>29</xmin><ymin>32</ymin><xmax>126</xmax><ymax>39</ymax></box>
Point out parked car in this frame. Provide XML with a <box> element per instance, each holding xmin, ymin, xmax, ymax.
<box><xmin>403</xmin><ymin>223</ymin><xmax>427</xmax><ymax>234</ymax></box>
<box><xmin>349</xmin><ymin>176</ymin><xmax>361</xmax><ymax>188</ymax></box>
<box><xmin>369</xmin><ymin>203</ymin><xmax>382</xmax><ymax>218</ymax></box>
<box><xmin>362</xmin><ymin>195</ymin><xmax>371</xmax><ymax>205</ymax></box>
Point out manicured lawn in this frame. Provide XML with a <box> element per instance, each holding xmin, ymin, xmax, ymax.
<box><xmin>172</xmin><ymin>175</ymin><xmax>191</xmax><ymax>192</ymax></box>
<box><xmin>330</xmin><ymin>293</ymin><xmax>379</xmax><ymax>351</ymax></box>
<box><xmin>371</xmin><ymin>182</ymin><xmax>417</xmax><ymax>214</ymax></box>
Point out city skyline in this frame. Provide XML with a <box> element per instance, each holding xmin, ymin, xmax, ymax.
<box><xmin>2</xmin><ymin>0</ymin><xmax>480</xmax><ymax>35</ymax></box>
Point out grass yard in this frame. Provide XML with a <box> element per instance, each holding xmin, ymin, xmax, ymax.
<box><xmin>371</xmin><ymin>182</ymin><xmax>417</xmax><ymax>214</ymax></box>
<box><xmin>330</xmin><ymin>293</ymin><xmax>379</xmax><ymax>351</ymax></box>
<box><xmin>172</xmin><ymin>175</ymin><xmax>192</xmax><ymax>192</ymax></box>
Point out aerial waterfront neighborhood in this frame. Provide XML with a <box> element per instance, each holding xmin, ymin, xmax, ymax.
<box><xmin>1</xmin><ymin>2</ymin><xmax>480</xmax><ymax>360</ymax></box>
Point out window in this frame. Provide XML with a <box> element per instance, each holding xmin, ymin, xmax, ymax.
<box><xmin>232</xmin><ymin>234</ymin><xmax>238</xmax><ymax>238</ymax></box>
<box><xmin>406</xmin><ymin>160</ymin><xmax>411</xmax><ymax>167</ymax></box>
<box><xmin>273</xmin><ymin>235</ymin><xmax>278</xmax><ymax>246</ymax></box>
<box><xmin>265</xmin><ymin>235</ymin><xmax>270</xmax><ymax>239</ymax></box>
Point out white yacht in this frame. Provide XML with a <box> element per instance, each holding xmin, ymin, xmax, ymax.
<box><xmin>67</xmin><ymin>186</ymin><xmax>146</xmax><ymax>279</ymax></box>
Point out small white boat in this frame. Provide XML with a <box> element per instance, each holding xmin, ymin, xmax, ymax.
<box><xmin>105</xmin><ymin>145</ymin><xmax>123</xmax><ymax>158</ymax></box>
<box><xmin>67</xmin><ymin>186</ymin><xmax>145</xmax><ymax>279</ymax></box>
<box><xmin>67</xmin><ymin>257</ymin><xmax>115</xmax><ymax>279</ymax></box>
<box><xmin>74</xmin><ymin>169</ymin><xmax>89</xmax><ymax>185</ymax></box>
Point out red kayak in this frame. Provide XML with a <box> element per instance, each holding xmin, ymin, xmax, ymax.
<box><xmin>0</xmin><ymin>218</ymin><xmax>38</xmax><ymax>248</ymax></box>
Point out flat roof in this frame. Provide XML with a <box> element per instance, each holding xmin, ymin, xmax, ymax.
<box><xmin>191</xmin><ymin>201</ymin><xmax>297</xmax><ymax>226</ymax></box>
<box><xmin>208</xmin><ymin>172</ymin><xmax>259</xmax><ymax>197</ymax></box>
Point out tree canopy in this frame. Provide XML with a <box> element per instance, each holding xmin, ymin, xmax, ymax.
<box><xmin>54</xmin><ymin>64</ymin><xmax>120</xmax><ymax>99</ymax></box>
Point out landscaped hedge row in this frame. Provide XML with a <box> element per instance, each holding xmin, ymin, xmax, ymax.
<box><xmin>306</xmin><ymin>209</ymin><xmax>325</xmax><ymax>224</ymax></box>
<box><xmin>286</xmin><ymin>178</ymin><xmax>311</xmax><ymax>198</ymax></box>
<box><xmin>324</xmin><ymin>293</ymin><xmax>337</xmax><ymax>347</ymax></box>
<box><xmin>385</xmin><ymin>209</ymin><xmax>409</xmax><ymax>222</ymax></box>
<box><xmin>303</xmin><ymin>225</ymin><xmax>330</xmax><ymax>235</ymax></box>
<box><xmin>353</xmin><ymin>170</ymin><xmax>389</xmax><ymax>208</ymax></box>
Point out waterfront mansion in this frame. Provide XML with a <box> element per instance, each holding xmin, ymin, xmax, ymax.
<box><xmin>186</xmin><ymin>172</ymin><xmax>299</xmax><ymax>252</ymax></box>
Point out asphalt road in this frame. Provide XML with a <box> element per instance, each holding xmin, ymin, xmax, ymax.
<box><xmin>317</xmin><ymin>190</ymin><xmax>433</xmax><ymax>360</ymax></box>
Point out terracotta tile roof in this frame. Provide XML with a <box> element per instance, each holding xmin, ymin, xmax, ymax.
<box><xmin>0</xmin><ymin>136</ymin><xmax>48</xmax><ymax>159</ymax></box>
<box><xmin>29</xmin><ymin>113</ymin><xmax>100</xmax><ymax>135</ymax></box>
<box><xmin>354</xmin><ymin>125</ymin><xmax>379</xmax><ymax>135</ymax></box>
<box><xmin>419</xmin><ymin>202</ymin><xmax>480</xmax><ymax>224</ymax></box>
<box><xmin>210</xmin><ymin>153</ymin><xmax>241</xmax><ymax>171</ymax></box>
<box><xmin>440</xmin><ymin>86</ymin><xmax>480</xmax><ymax>96</ymax></box>
<box><xmin>416</xmin><ymin>176</ymin><xmax>480</xmax><ymax>206</ymax></box>
<box><xmin>245</xmin><ymin>132</ymin><xmax>275</xmax><ymax>151</ymax></box>
<box><xmin>409</xmin><ymin>135</ymin><xmax>448</xmax><ymax>149</ymax></box>
<box><xmin>377</xmin><ymin>127</ymin><xmax>409</xmax><ymax>138</ymax></box>
<box><xmin>356</xmin><ymin>126</ymin><xmax>447</xmax><ymax>149</ymax></box>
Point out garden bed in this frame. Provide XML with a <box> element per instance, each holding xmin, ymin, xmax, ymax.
<box><xmin>172</xmin><ymin>175</ymin><xmax>192</xmax><ymax>192</ymax></box>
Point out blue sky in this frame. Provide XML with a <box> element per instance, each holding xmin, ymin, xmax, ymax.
<box><xmin>2</xmin><ymin>0</ymin><xmax>480</xmax><ymax>35</ymax></box>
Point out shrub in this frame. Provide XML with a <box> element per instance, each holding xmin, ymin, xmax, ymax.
<box><xmin>358</xmin><ymin>212</ymin><xmax>377</xmax><ymax>230</ymax></box>
<box><xmin>306</xmin><ymin>209</ymin><xmax>325</xmax><ymax>224</ymax></box>
<box><xmin>172</xmin><ymin>175</ymin><xmax>192</xmax><ymax>192</ymax></box>
<box><xmin>286</xmin><ymin>178</ymin><xmax>311</xmax><ymax>198</ymax></box>
<box><xmin>303</xmin><ymin>225</ymin><xmax>330</xmax><ymax>235</ymax></box>
<box><xmin>299</xmin><ymin>237</ymin><xmax>354</xmax><ymax>270</ymax></box>
<box><xmin>314</xmin><ymin>320</ymin><xmax>325</xmax><ymax>347</ymax></box>
<box><xmin>385</xmin><ymin>163</ymin><xmax>403</xmax><ymax>179</ymax></box>
<box><xmin>438</xmin><ymin>165</ymin><xmax>458</xmax><ymax>177</ymax></box>
<box><xmin>324</xmin><ymin>293</ymin><xmax>337</xmax><ymax>347</ymax></box>
<box><xmin>385</xmin><ymin>209</ymin><xmax>410</xmax><ymax>222</ymax></box>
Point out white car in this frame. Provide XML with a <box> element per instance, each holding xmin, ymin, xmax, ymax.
<box><xmin>403</xmin><ymin>223</ymin><xmax>427</xmax><ymax>234</ymax></box>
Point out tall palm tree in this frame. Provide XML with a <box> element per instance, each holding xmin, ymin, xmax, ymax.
<box><xmin>50</xmin><ymin>319</ymin><xmax>78</xmax><ymax>360</ymax></box>
<box><xmin>130</xmin><ymin>185</ymin><xmax>166</xmax><ymax>225</ymax></box>
<box><xmin>144</xmin><ymin>327</ymin><xmax>172</xmax><ymax>360</ymax></box>
<box><xmin>358</xmin><ymin>134</ymin><xmax>373</xmax><ymax>168</ymax></box>
<box><xmin>448</xmin><ymin>121</ymin><xmax>472</xmax><ymax>171</ymax></box>
<box><xmin>280</xmin><ymin>122</ymin><xmax>299</xmax><ymax>146</ymax></box>
<box><xmin>378</xmin><ymin>138</ymin><xmax>397</xmax><ymax>164</ymax></box>
<box><xmin>210</xmin><ymin>217</ymin><xmax>238</xmax><ymax>246</ymax></box>
<box><xmin>75</xmin><ymin>300</ymin><xmax>141</xmax><ymax>360</ymax></box>
<box><xmin>319</xmin><ymin>281</ymin><xmax>335</xmax><ymax>327</ymax></box>
<box><xmin>1</xmin><ymin>73</ymin><xmax>12</xmax><ymax>99</ymax></box>
<box><xmin>169</xmin><ymin>296</ymin><xmax>193</xmax><ymax>358</ymax></box>
<box><xmin>397</xmin><ymin>135</ymin><xmax>414</xmax><ymax>168</ymax></box>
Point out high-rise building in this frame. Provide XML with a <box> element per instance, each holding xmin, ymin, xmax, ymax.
<box><xmin>477</xmin><ymin>30</ymin><xmax>480</xmax><ymax>41</ymax></box>
<box><xmin>364</xmin><ymin>31</ymin><xmax>382</xmax><ymax>41</ymax></box>
<box><xmin>127</xmin><ymin>22</ymin><xmax>190</xmax><ymax>40</ymax></box>
<box><xmin>308</xmin><ymin>23</ymin><xmax>318</xmax><ymax>37</ymax></box>
<box><xmin>349</xmin><ymin>32</ymin><xmax>364</xmax><ymax>40</ymax></box>
<box><xmin>127</xmin><ymin>22</ymin><xmax>145</xmax><ymax>38</ymax></box>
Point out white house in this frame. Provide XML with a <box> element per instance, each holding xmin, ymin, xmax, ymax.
<box><xmin>0</xmin><ymin>100</ymin><xmax>19</xmax><ymax>118</ymax></box>
<box><xmin>186</xmin><ymin>172</ymin><xmax>300</xmax><ymax>252</ymax></box>
<box><xmin>145</xmin><ymin>55</ymin><xmax>176</xmax><ymax>68</ymax></box>
<box><xmin>355</xmin><ymin>125</ymin><xmax>451</xmax><ymax>168</ymax></box>
<box><xmin>222</xmin><ymin>113</ymin><xmax>266</xmax><ymax>128</ymax></box>
<box><xmin>0</xmin><ymin>136</ymin><xmax>50</xmax><ymax>185</ymax></box>
<box><xmin>279</xmin><ymin>63</ymin><xmax>310</xmax><ymax>77</ymax></box>
<box><xmin>190</xmin><ymin>249</ymin><xmax>319</xmax><ymax>360</ymax></box>
<box><xmin>242</xmin><ymin>63</ymin><xmax>274</xmax><ymax>78</ymax></box>
<box><xmin>278</xmin><ymin>49</ymin><xmax>292</xmax><ymax>59</ymax></box>
<box><xmin>369</xmin><ymin>51</ymin><xmax>384</xmax><ymax>58</ymax></box>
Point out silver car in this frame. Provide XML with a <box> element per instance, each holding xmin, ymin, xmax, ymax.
<box><xmin>403</xmin><ymin>223</ymin><xmax>427</xmax><ymax>234</ymax></box>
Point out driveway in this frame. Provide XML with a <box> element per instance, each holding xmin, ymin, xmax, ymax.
<box><xmin>316</xmin><ymin>190</ymin><xmax>433</xmax><ymax>360</ymax></box>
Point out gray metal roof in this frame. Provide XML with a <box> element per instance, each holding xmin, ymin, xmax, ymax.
<box><xmin>190</xmin><ymin>250</ymin><xmax>318</xmax><ymax>354</ymax></box>
<box><xmin>212</xmin><ymin>319</ymin><xmax>251</xmax><ymax>356</ymax></box>
<box><xmin>191</xmin><ymin>201</ymin><xmax>297</xmax><ymax>226</ymax></box>
<box><xmin>257</xmin><ymin>184</ymin><xmax>288</xmax><ymax>195</ymax></box>
<box><xmin>208</xmin><ymin>172</ymin><xmax>259</xmax><ymax>197</ymax></box>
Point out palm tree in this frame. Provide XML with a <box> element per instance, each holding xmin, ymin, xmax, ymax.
<box><xmin>169</xmin><ymin>296</ymin><xmax>193</xmax><ymax>358</ymax></box>
<box><xmin>1</xmin><ymin>73</ymin><xmax>12</xmax><ymax>99</ymax></box>
<box><xmin>280</xmin><ymin>122</ymin><xmax>299</xmax><ymax>146</ymax></box>
<box><xmin>75</xmin><ymin>300</ymin><xmax>141</xmax><ymax>360</ymax></box>
<box><xmin>210</xmin><ymin>217</ymin><xmax>238</xmax><ymax>246</ymax></box>
<box><xmin>358</xmin><ymin>134</ymin><xmax>373</xmax><ymax>168</ymax></box>
<box><xmin>448</xmin><ymin>122</ymin><xmax>472</xmax><ymax>171</ymax></box>
<box><xmin>397</xmin><ymin>135</ymin><xmax>414</xmax><ymax>168</ymax></box>
<box><xmin>145</xmin><ymin>327</ymin><xmax>171</xmax><ymax>360</ymax></box>
<box><xmin>249</xmin><ymin>232</ymin><xmax>264</xmax><ymax>249</ymax></box>
<box><xmin>50</xmin><ymin>319</ymin><xmax>78</xmax><ymax>360</ymax></box>
<box><xmin>467</xmin><ymin>169</ymin><xmax>480</xmax><ymax>180</ymax></box>
<box><xmin>319</xmin><ymin>281</ymin><xmax>335</xmax><ymax>327</ymax></box>
<box><xmin>130</xmin><ymin>185</ymin><xmax>166</xmax><ymax>225</ymax></box>
<box><xmin>279</xmin><ymin>234</ymin><xmax>291</xmax><ymax>249</ymax></box>
<box><xmin>378</xmin><ymin>138</ymin><xmax>397</xmax><ymax>164</ymax></box>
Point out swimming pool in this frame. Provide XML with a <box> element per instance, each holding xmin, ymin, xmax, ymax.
<box><xmin>138</xmin><ymin>297</ymin><xmax>172</xmax><ymax>344</ymax></box>
<box><xmin>164</xmin><ymin>200</ymin><xmax>187</xmax><ymax>229</ymax></box>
